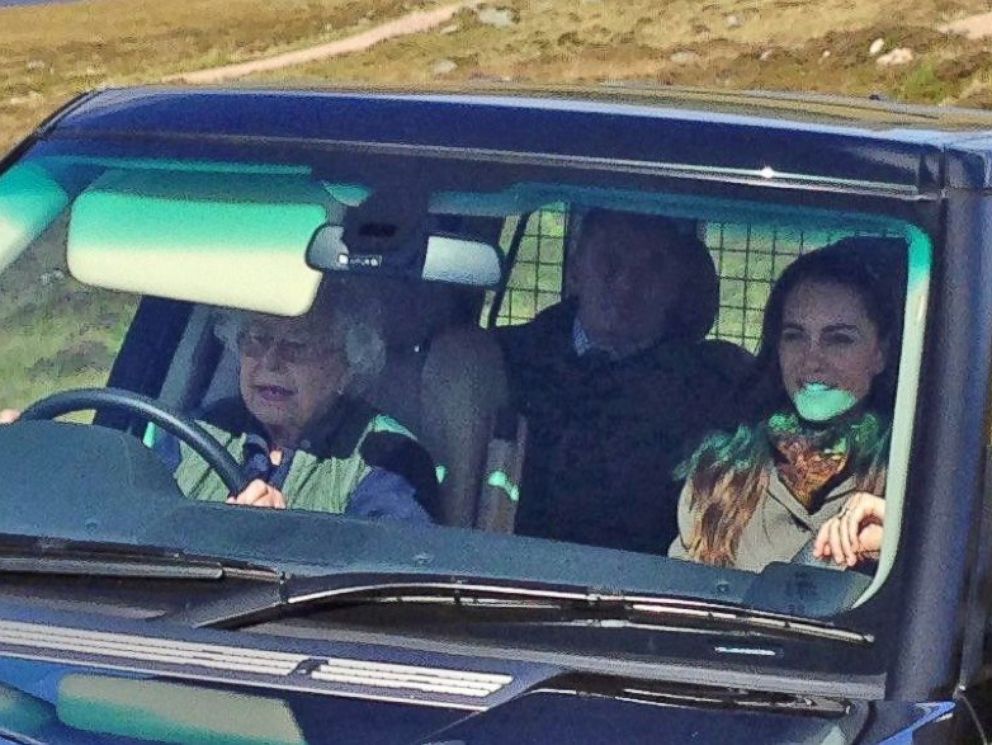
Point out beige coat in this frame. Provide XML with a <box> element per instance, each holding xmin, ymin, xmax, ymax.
<box><xmin>668</xmin><ymin>468</ymin><xmax>868</xmax><ymax>573</ymax></box>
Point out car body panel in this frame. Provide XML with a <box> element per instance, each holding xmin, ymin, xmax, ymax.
<box><xmin>5</xmin><ymin>84</ymin><xmax>992</xmax><ymax>742</ymax></box>
<box><xmin>31</xmin><ymin>87</ymin><xmax>956</xmax><ymax>193</ymax></box>
<box><xmin>0</xmin><ymin>652</ymin><xmax>963</xmax><ymax>744</ymax></box>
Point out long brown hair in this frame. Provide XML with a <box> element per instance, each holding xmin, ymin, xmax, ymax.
<box><xmin>682</xmin><ymin>237</ymin><xmax>904</xmax><ymax>566</ymax></box>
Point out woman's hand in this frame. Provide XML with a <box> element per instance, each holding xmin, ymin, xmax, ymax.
<box><xmin>226</xmin><ymin>479</ymin><xmax>287</xmax><ymax>509</ymax></box>
<box><xmin>814</xmin><ymin>492</ymin><xmax>885</xmax><ymax>567</ymax></box>
<box><xmin>0</xmin><ymin>409</ymin><xmax>22</xmax><ymax>424</ymax></box>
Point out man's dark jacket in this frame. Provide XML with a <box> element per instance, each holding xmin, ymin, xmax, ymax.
<box><xmin>496</xmin><ymin>300</ymin><xmax>748</xmax><ymax>554</ymax></box>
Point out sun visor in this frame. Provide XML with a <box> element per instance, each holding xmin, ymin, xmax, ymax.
<box><xmin>67</xmin><ymin>169</ymin><xmax>327</xmax><ymax>315</ymax></box>
<box><xmin>0</xmin><ymin>162</ymin><xmax>69</xmax><ymax>276</ymax></box>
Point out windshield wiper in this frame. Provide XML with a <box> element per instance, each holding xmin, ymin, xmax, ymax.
<box><xmin>170</xmin><ymin>572</ymin><xmax>872</xmax><ymax>646</ymax></box>
<box><xmin>0</xmin><ymin>534</ymin><xmax>283</xmax><ymax>582</ymax></box>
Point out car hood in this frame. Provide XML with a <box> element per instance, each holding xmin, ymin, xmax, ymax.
<box><xmin>0</xmin><ymin>617</ymin><xmax>954</xmax><ymax>745</ymax></box>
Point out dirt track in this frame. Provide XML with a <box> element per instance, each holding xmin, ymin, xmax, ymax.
<box><xmin>940</xmin><ymin>9</ymin><xmax>992</xmax><ymax>39</ymax></box>
<box><xmin>167</xmin><ymin>4</ymin><xmax>992</xmax><ymax>85</ymax></box>
<box><xmin>167</xmin><ymin>1</ymin><xmax>475</xmax><ymax>83</ymax></box>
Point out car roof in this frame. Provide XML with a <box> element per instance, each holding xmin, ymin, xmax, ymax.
<box><xmin>37</xmin><ymin>84</ymin><xmax>992</xmax><ymax>192</ymax></box>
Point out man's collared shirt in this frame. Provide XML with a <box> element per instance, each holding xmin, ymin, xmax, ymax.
<box><xmin>571</xmin><ymin>317</ymin><xmax>596</xmax><ymax>357</ymax></box>
<box><xmin>572</xmin><ymin>317</ymin><xmax>655</xmax><ymax>361</ymax></box>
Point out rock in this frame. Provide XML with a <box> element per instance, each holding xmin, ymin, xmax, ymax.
<box><xmin>939</xmin><ymin>10</ymin><xmax>992</xmax><ymax>40</ymax></box>
<box><xmin>725</xmin><ymin>14</ymin><xmax>742</xmax><ymax>28</ymax></box>
<box><xmin>670</xmin><ymin>51</ymin><xmax>701</xmax><ymax>65</ymax></box>
<box><xmin>8</xmin><ymin>91</ymin><xmax>42</xmax><ymax>106</ymax></box>
<box><xmin>876</xmin><ymin>47</ymin><xmax>914</xmax><ymax>67</ymax></box>
<box><xmin>821</xmin><ymin>50</ymin><xmax>831</xmax><ymax>58</ymax></box>
<box><xmin>477</xmin><ymin>7</ymin><xmax>516</xmax><ymax>28</ymax></box>
<box><xmin>869</xmin><ymin>38</ymin><xmax>885</xmax><ymax>56</ymax></box>
<box><xmin>440</xmin><ymin>23</ymin><xmax>460</xmax><ymax>34</ymax></box>
<box><xmin>432</xmin><ymin>59</ymin><xmax>458</xmax><ymax>75</ymax></box>
<box><xmin>759</xmin><ymin>49</ymin><xmax>774</xmax><ymax>61</ymax></box>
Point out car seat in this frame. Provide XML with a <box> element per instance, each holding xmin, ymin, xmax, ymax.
<box><xmin>362</xmin><ymin>279</ymin><xmax>515</xmax><ymax>530</ymax></box>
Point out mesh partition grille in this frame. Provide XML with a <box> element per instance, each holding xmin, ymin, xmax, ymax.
<box><xmin>705</xmin><ymin>223</ymin><xmax>896</xmax><ymax>351</ymax></box>
<box><xmin>489</xmin><ymin>206</ymin><xmax>894</xmax><ymax>348</ymax></box>
<box><xmin>495</xmin><ymin>204</ymin><xmax>566</xmax><ymax>327</ymax></box>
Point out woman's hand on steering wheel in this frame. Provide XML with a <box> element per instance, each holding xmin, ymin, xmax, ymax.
<box><xmin>227</xmin><ymin>479</ymin><xmax>287</xmax><ymax>509</ymax></box>
<box><xmin>813</xmin><ymin>492</ymin><xmax>885</xmax><ymax>568</ymax></box>
<box><xmin>10</xmin><ymin>388</ymin><xmax>252</xmax><ymax>498</ymax></box>
<box><xmin>3</xmin><ymin>402</ymin><xmax>286</xmax><ymax>509</ymax></box>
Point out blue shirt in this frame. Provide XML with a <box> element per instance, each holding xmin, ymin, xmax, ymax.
<box><xmin>572</xmin><ymin>317</ymin><xmax>659</xmax><ymax>361</ymax></box>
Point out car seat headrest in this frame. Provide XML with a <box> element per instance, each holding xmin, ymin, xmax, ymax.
<box><xmin>667</xmin><ymin>231</ymin><xmax>719</xmax><ymax>343</ymax></box>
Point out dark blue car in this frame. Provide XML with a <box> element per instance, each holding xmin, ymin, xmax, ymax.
<box><xmin>0</xmin><ymin>84</ymin><xmax>989</xmax><ymax>743</ymax></box>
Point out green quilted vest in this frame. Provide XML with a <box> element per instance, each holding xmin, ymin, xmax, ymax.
<box><xmin>173</xmin><ymin>421</ymin><xmax>373</xmax><ymax>513</ymax></box>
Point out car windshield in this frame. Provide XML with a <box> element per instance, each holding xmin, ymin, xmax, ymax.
<box><xmin>0</xmin><ymin>124</ymin><xmax>929</xmax><ymax>658</ymax></box>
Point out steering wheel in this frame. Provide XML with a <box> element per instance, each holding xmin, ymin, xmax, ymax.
<box><xmin>19</xmin><ymin>387</ymin><xmax>251</xmax><ymax>496</ymax></box>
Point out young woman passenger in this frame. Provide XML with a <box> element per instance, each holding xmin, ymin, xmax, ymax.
<box><xmin>668</xmin><ymin>238</ymin><xmax>904</xmax><ymax>572</ymax></box>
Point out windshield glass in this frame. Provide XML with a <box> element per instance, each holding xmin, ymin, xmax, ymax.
<box><xmin>0</xmin><ymin>132</ymin><xmax>929</xmax><ymax>645</ymax></box>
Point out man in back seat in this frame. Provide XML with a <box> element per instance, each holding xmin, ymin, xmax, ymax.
<box><xmin>496</xmin><ymin>208</ymin><xmax>749</xmax><ymax>554</ymax></box>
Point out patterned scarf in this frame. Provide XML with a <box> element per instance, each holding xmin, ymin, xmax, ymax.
<box><xmin>767</xmin><ymin>411</ymin><xmax>880</xmax><ymax>510</ymax></box>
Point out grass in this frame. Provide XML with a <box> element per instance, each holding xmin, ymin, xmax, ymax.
<box><xmin>0</xmin><ymin>284</ymin><xmax>136</xmax><ymax>411</ymax></box>
<box><xmin>239</xmin><ymin>0</ymin><xmax>992</xmax><ymax>104</ymax></box>
<box><xmin>5</xmin><ymin>0</ymin><xmax>992</xmax><ymax>153</ymax></box>
<box><xmin>0</xmin><ymin>0</ymin><xmax>443</xmax><ymax>154</ymax></box>
<box><xmin>6</xmin><ymin>0</ymin><xmax>992</xmax><ymax>159</ymax></box>
<box><xmin>0</xmin><ymin>215</ymin><xmax>137</xmax><ymax>409</ymax></box>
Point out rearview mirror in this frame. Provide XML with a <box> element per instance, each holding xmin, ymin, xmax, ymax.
<box><xmin>306</xmin><ymin>223</ymin><xmax>502</xmax><ymax>287</ymax></box>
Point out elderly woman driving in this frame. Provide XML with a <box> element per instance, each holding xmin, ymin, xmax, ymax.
<box><xmin>2</xmin><ymin>280</ymin><xmax>439</xmax><ymax>521</ymax></box>
<box><xmin>669</xmin><ymin>237</ymin><xmax>904</xmax><ymax>572</ymax></box>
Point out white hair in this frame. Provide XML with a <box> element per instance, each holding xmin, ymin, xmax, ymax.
<box><xmin>211</xmin><ymin>283</ymin><xmax>386</xmax><ymax>395</ymax></box>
